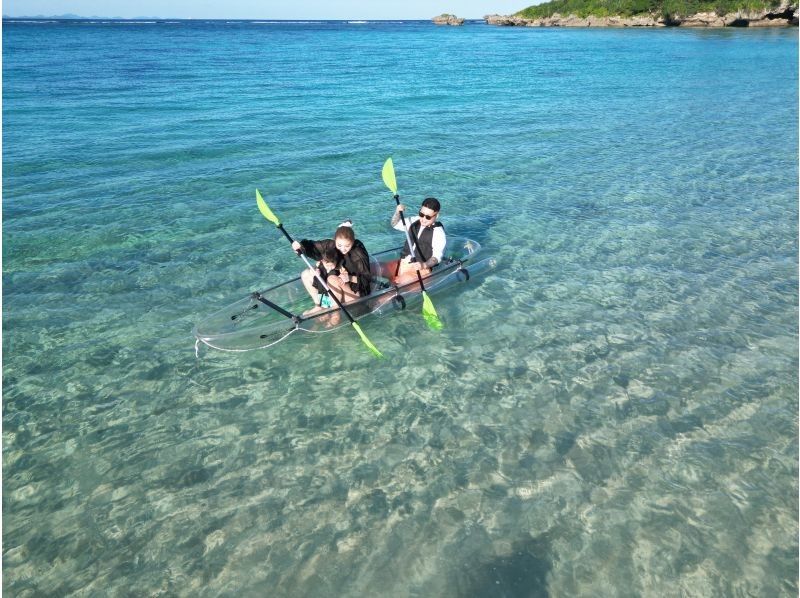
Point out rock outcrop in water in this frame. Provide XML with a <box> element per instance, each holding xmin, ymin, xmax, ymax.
<box><xmin>433</xmin><ymin>14</ymin><xmax>465</xmax><ymax>25</ymax></box>
<box><xmin>485</xmin><ymin>3</ymin><xmax>797</xmax><ymax>26</ymax></box>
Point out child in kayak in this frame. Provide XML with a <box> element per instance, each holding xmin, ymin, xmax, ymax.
<box><xmin>302</xmin><ymin>245</ymin><xmax>342</xmax><ymax>315</ymax></box>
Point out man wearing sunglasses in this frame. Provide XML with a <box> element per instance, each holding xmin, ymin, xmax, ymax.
<box><xmin>389</xmin><ymin>197</ymin><xmax>446</xmax><ymax>285</ymax></box>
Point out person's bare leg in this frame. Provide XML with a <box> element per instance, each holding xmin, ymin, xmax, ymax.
<box><xmin>328</xmin><ymin>277</ymin><xmax>361</xmax><ymax>304</ymax></box>
<box><xmin>300</xmin><ymin>269</ymin><xmax>322</xmax><ymax>305</ymax></box>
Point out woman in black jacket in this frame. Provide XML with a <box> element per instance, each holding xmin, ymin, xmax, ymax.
<box><xmin>292</xmin><ymin>220</ymin><xmax>372</xmax><ymax>309</ymax></box>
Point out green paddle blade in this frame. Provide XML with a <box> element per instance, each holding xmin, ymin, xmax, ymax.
<box><xmin>382</xmin><ymin>158</ymin><xmax>397</xmax><ymax>194</ymax></box>
<box><xmin>351</xmin><ymin>321</ymin><xmax>384</xmax><ymax>359</ymax></box>
<box><xmin>256</xmin><ymin>189</ymin><xmax>281</xmax><ymax>226</ymax></box>
<box><xmin>422</xmin><ymin>291</ymin><xmax>443</xmax><ymax>330</ymax></box>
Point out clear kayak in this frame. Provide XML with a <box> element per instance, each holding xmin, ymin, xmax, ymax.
<box><xmin>193</xmin><ymin>237</ymin><xmax>497</xmax><ymax>352</ymax></box>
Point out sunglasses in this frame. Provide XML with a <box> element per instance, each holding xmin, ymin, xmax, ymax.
<box><xmin>418</xmin><ymin>211</ymin><xmax>437</xmax><ymax>220</ymax></box>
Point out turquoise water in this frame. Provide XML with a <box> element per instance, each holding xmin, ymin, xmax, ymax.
<box><xmin>3</xmin><ymin>19</ymin><xmax>798</xmax><ymax>595</ymax></box>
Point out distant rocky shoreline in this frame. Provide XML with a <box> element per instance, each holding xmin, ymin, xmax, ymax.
<box><xmin>433</xmin><ymin>4</ymin><xmax>797</xmax><ymax>27</ymax></box>
<box><xmin>485</xmin><ymin>6</ymin><xmax>797</xmax><ymax>27</ymax></box>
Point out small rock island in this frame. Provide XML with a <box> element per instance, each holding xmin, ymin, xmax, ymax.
<box><xmin>432</xmin><ymin>14</ymin><xmax>465</xmax><ymax>25</ymax></box>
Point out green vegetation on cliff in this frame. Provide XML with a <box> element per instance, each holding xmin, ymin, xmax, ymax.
<box><xmin>517</xmin><ymin>0</ymin><xmax>783</xmax><ymax>19</ymax></box>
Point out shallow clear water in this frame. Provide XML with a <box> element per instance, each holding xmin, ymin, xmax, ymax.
<box><xmin>3</xmin><ymin>20</ymin><xmax>798</xmax><ymax>596</ymax></box>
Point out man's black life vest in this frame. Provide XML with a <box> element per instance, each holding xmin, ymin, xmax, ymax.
<box><xmin>402</xmin><ymin>221</ymin><xmax>444</xmax><ymax>263</ymax></box>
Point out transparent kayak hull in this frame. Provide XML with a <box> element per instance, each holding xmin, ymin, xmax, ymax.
<box><xmin>193</xmin><ymin>237</ymin><xmax>496</xmax><ymax>352</ymax></box>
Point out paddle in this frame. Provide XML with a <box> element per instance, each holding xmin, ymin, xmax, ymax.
<box><xmin>381</xmin><ymin>158</ymin><xmax>443</xmax><ymax>331</ymax></box>
<box><xmin>256</xmin><ymin>189</ymin><xmax>384</xmax><ymax>359</ymax></box>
